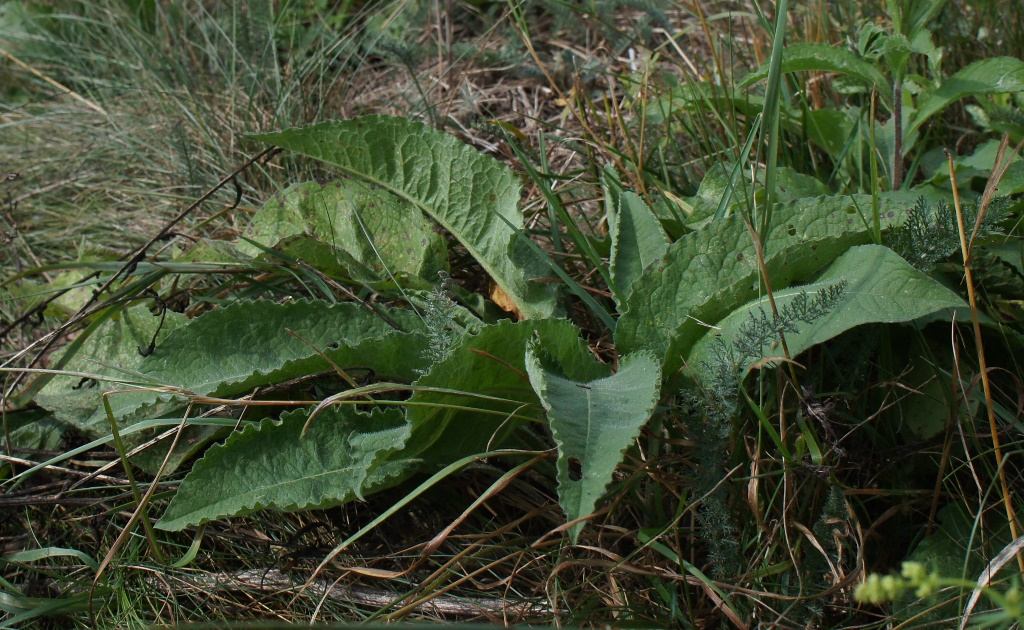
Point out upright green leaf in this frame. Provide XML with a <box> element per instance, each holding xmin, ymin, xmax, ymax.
<box><xmin>93</xmin><ymin>300</ymin><xmax>429</xmax><ymax>430</ymax></box>
<box><xmin>909</xmin><ymin>57</ymin><xmax>1024</xmax><ymax>137</ymax></box>
<box><xmin>608</xmin><ymin>192</ymin><xmax>670</xmax><ymax>305</ymax></box>
<box><xmin>240</xmin><ymin>179</ymin><xmax>448</xmax><ymax>288</ymax></box>
<box><xmin>156</xmin><ymin>407</ymin><xmax>410</xmax><ymax>531</ymax></box>
<box><xmin>526</xmin><ymin>341</ymin><xmax>661</xmax><ymax>543</ymax></box>
<box><xmin>616</xmin><ymin>191</ymin><xmax>921</xmax><ymax>374</ymax></box>
<box><xmin>687</xmin><ymin>245</ymin><xmax>968</xmax><ymax>375</ymax></box>
<box><xmin>251</xmin><ymin>116</ymin><xmax>559</xmax><ymax>319</ymax></box>
<box><xmin>399</xmin><ymin>319</ymin><xmax>605</xmax><ymax>466</ymax></box>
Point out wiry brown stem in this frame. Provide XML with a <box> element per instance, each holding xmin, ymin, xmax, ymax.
<box><xmin>947</xmin><ymin>147</ymin><xmax>1022</xmax><ymax>572</ymax></box>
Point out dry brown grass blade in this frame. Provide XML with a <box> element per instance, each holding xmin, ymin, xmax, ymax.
<box><xmin>968</xmin><ymin>133</ymin><xmax>1024</xmax><ymax>257</ymax></box>
<box><xmin>946</xmin><ymin>146</ymin><xmax>1023</xmax><ymax>572</ymax></box>
<box><xmin>958</xmin><ymin>533</ymin><xmax>1024</xmax><ymax>630</ymax></box>
<box><xmin>0</xmin><ymin>45</ymin><xmax>107</xmax><ymax>115</ymax></box>
<box><xmin>420</xmin><ymin>454</ymin><xmax>543</xmax><ymax>559</ymax></box>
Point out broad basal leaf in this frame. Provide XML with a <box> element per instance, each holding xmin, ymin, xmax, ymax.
<box><xmin>526</xmin><ymin>340</ymin><xmax>660</xmax><ymax>543</ymax></box>
<box><xmin>687</xmin><ymin>245</ymin><xmax>967</xmax><ymax>375</ymax></box>
<box><xmin>251</xmin><ymin>116</ymin><xmax>558</xmax><ymax>319</ymax></box>
<box><xmin>608</xmin><ymin>191</ymin><xmax>669</xmax><ymax>306</ymax></box>
<box><xmin>616</xmin><ymin>191</ymin><xmax>920</xmax><ymax>374</ymax></box>
<box><xmin>156</xmin><ymin>407</ymin><xmax>410</xmax><ymax>531</ymax></box>
<box><xmin>909</xmin><ymin>57</ymin><xmax>1024</xmax><ymax>137</ymax></box>
<box><xmin>686</xmin><ymin>163</ymin><xmax>832</xmax><ymax>227</ymax></box>
<box><xmin>396</xmin><ymin>319</ymin><xmax>605</xmax><ymax>467</ymax></box>
<box><xmin>92</xmin><ymin>300</ymin><xmax>429</xmax><ymax>430</ymax></box>
<box><xmin>35</xmin><ymin>304</ymin><xmax>186</xmax><ymax>432</ymax></box>
<box><xmin>239</xmin><ymin>178</ymin><xmax>448</xmax><ymax>288</ymax></box>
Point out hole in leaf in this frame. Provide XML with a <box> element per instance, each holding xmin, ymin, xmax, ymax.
<box><xmin>568</xmin><ymin>457</ymin><xmax>583</xmax><ymax>481</ymax></box>
<box><xmin>787</xmin><ymin>225</ymin><xmax>797</xmax><ymax>237</ymax></box>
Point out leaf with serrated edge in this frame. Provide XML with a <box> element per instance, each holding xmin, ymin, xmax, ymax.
<box><xmin>36</xmin><ymin>305</ymin><xmax>186</xmax><ymax>431</ymax></box>
<box><xmin>251</xmin><ymin>116</ymin><xmax>558</xmax><ymax>319</ymax></box>
<box><xmin>157</xmin><ymin>407</ymin><xmax>411</xmax><ymax>531</ymax></box>
<box><xmin>94</xmin><ymin>300</ymin><xmax>429</xmax><ymax>427</ymax></box>
<box><xmin>526</xmin><ymin>340</ymin><xmax>661</xmax><ymax>543</ymax></box>
<box><xmin>687</xmin><ymin>245</ymin><xmax>967</xmax><ymax>375</ymax></box>
<box><xmin>609</xmin><ymin>192</ymin><xmax>670</xmax><ymax>306</ymax></box>
<box><xmin>615</xmin><ymin>191</ymin><xmax>921</xmax><ymax>375</ymax></box>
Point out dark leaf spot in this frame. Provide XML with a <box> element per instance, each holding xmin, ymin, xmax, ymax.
<box><xmin>568</xmin><ymin>457</ymin><xmax>583</xmax><ymax>481</ymax></box>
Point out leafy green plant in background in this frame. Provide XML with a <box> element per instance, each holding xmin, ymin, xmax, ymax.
<box><xmin>648</xmin><ymin>0</ymin><xmax>1024</xmax><ymax>197</ymax></box>
<box><xmin>739</xmin><ymin>30</ymin><xmax>1024</xmax><ymax>192</ymax></box>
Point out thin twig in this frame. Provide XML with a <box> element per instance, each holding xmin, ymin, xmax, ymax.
<box><xmin>146</xmin><ymin>569</ymin><xmax>554</xmax><ymax>619</ymax></box>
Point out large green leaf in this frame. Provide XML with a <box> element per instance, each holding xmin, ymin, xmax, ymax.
<box><xmin>156</xmin><ymin>407</ymin><xmax>410</xmax><ymax>531</ymax></box>
<box><xmin>35</xmin><ymin>304</ymin><xmax>186</xmax><ymax>429</ymax></box>
<box><xmin>909</xmin><ymin>57</ymin><xmax>1024</xmax><ymax>137</ymax></box>
<box><xmin>616</xmin><ymin>191</ymin><xmax>920</xmax><ymax>374</ymax></box>
<box><xmin>92</xmin><ymin>300</ymin><xmax>429</xmax><ymax>430</ymax></box>
<box><xmin>398</xmin><ymin>319</ymin><xmax>606</xmax><ymax>466</ymax></box>
<box><xmin>805</xmin><ymin>108</ymin><xmax>858</xmax><ymax>159</ymax></box>
<box><xmin>239</xmin><ymin>179</ymin><xmax>448</xmax><ymax>288</ymax></box>
<box><xmin>739</xmin><ymin>42</ymin><xmax>891</xmax><ymax>104</ymax></box>
<box><xmin>251</xmin><ymin>116</ymin><xmax>558</xmax><ymax>319</ymax></box>
<box><xmin>32</xmin><ymin>305</ymin><xmax>207</xmax><ymax>473</ymax></box>
<box><xmin>526</xmin><ymin>341</ymin><xmax>660</xmax><ymax>543</ymax></box>
<box><xmin>32</xmin><ymin>305</ymin><xmax>192</xmax><ymax>469</ymax></box>
<box><xmin>608</xmin><ymin>191</ymin><xmax>670</xmax><ymax>305</ymax></box>
<box><xmin>686</xmin><ymin>163</ymin><xmax>831</xmax><ymax>228</ymax></box>
<box><xmin>687</xmin><ymin>245</ymin><xmax>967</xmax><ymax>374</ymax></box>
